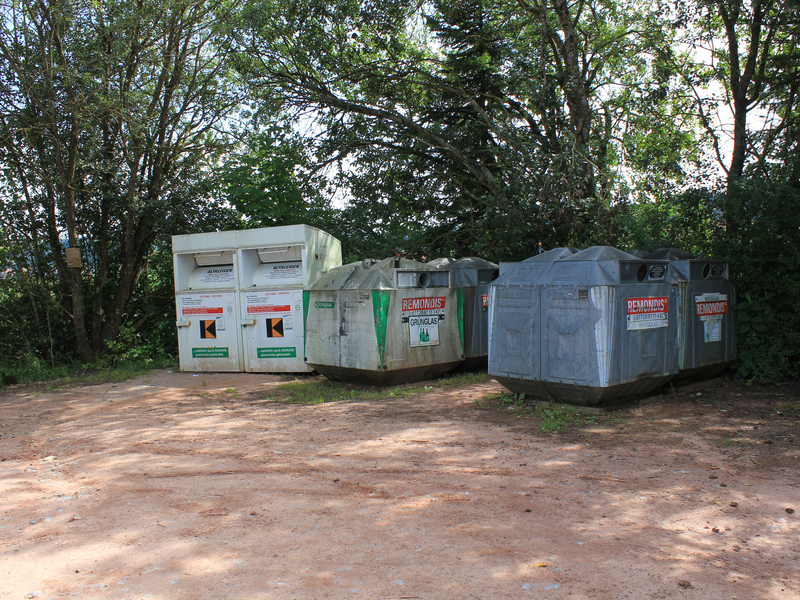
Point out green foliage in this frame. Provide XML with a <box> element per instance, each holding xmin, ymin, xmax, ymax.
<box><xmin>619</xmin><ymin>187</ymin><xmax>720</xmax><ymax>255</ymax></box>
<box><xmin>719</xmin><ymin>179</ymin><xmax>800</xmax><ymax>381</ymax></box>
<box><xmin>221</xmin><ymin>129</ymin><xmax>338</xmax><ymax>230</ymax></box>
<box><xmin>535</xmin><ymin>405</ymin><xmax>580</xmax><ymax>432</ymax></box>
<box><xmin>0</xmin><ymin>354</ymin><xmax>174</xmax><ymax>387</ymax></box>
<box><xmin>0</xmin><ymin>0</ymin><xmax>242</xmax><ymax>365</ymax></box>
<box><xmin>0</xmin><ymin>354</ymin><xmax>67</xmax><ymax>387</ymax></box>
<box><xmin>229</xmin><ymin>0</ymin><xmax>681</xmax><ymax>261</ymax></box>
<box><xmin>621</xmin><ymin>177</ymin><xmax>800</xmax><ymax>382</ymax></box>
<box><xmin>735</xmin><ymin>292</ymin><xmax>787</xmax><ymax>381</ymax></box>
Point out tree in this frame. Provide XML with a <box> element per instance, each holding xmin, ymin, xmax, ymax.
<box><xmin>0</xmin><ymin>0</ymin><xmax>241</xmax><ymax>362</ymax></box>
<box><xmin>229</xmin><ymin>0</ymin><xmax>692</xmax><ymax>259</ymax></box>
<box><xmin>669</xmin><ymin>0</ymin><xmax>800</xmax><ymax>188</ymax></box>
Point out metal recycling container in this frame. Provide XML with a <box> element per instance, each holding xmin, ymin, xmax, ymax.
<box><xmin>173</xmin><ymin>230</ymin><xmax>242</xmax><ymax>372</ymax></box>
<box><xmin>488</xmin><ymin>247</ymin><xmax>576</xmax><ymax>385</ymax></box>
<box><xmin>444</xmin><ymin>257</ymin><xmax>499</xmax><ymax>369</ymax></box>
<box><xmin>304</xmin><ymin>257</ymin><xmax>465</xmax><ymax>385</ymax></box>
<box><xmin>489</xmin><ymin>246</ymin><xmax>679</xmax><ymax>406</ymax></box>
<box><xmin>427</xmin><ymin>257</ymin><xmax>456</xmax><ymax>267</ymax></box>
<box><xmin>645</xmin><ymin>248</ymin><xmax>736</xmax><ymax>383</ymax></box>
<box><xmin>237</xmin><ymin>225</ymin><xmax>342</xmax><ymax>373</ymax></box>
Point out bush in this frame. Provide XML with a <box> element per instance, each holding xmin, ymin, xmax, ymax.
<box><xmin>622</xmin><ymin>177</ymin><xmax>800</xmax><ymax>382</ymax></box>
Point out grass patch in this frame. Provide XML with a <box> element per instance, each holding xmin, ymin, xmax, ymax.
<box><xmin>270</xmin><ymin>371</ymin><xmax>491</xmax><ymax>406</ymax></box>
<box><xmin>476</xmin><ymin>392</ymin><xmax>605</xmax><ymax>431</ymax></box>
<box><xmin>475</xmin><ymin>390</ymin><xmax>524</xmax><ymax>410</ymax></box>
<box><xmin>720</xmin><ymin>437</ymin><xmax>752</xmax><ymax>447</ymax></box>
<box><xmin>40</xmin><ymin>361</ymin><xmax>175</xmax><ymax>391</ymax></box>
<box><xmin>2</xmin><ymin>355</ymin><xmax>176</xmax><ymax>388</ymax></box>
<box><xmin>271</xmin><ymin>379</ymin><xmax>391</xmax><ymax>405</ymax></box>
<box><xmin>536</xmin><ymin>405</ymin><xmax>581</xmax><ymax>432</ymax></box>
<box><xmin>593</xmin><ymin>415</ymin><xmax>629</xmax><ymax>426</ymax></box>
<box><xmin>439</xmin><ymin>370</ymin><xmax>492</xmax><ymax>387</ymax></box>
<box><xmin>777</xmin><ymin>402</ymin><xmax>800</xmax><ymax>414</ymax></box>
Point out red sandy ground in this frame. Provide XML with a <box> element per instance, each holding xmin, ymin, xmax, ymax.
<box><xmin>0</xmin><ymin>370</ymin><xmax>798</xmax><ymax>600</ymax></box>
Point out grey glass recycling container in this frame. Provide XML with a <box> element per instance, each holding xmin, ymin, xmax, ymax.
<box><xmin>304</xmin><ymin>257</ymin><xmax>466</xmax><ymax>385</ymax></box>
<box><xmin>645</xmin><ymin>248</ymin><xmax>736</xmax><ymax>383</ymax></box>
<box><xmin>441</xmin><ymin>257</ymin><xmax>499</xmax><ymax>369</ymax></box>
<box><xmin>489</xmin><ymin>246</ymin><xmax>679</xmax><ymax>406</ymax></box>
<box><xmin>427</xmin><ymin>257</ymin><xmax>456</xmax><ymax>267</ymax></box>
<box><xmin>488</xmin><ymin>247</ymin><xmax>576</xmax><ymax>391</ymax></box>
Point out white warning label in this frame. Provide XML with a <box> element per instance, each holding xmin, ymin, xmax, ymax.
<box><xmin>181</xmin><ymin>294</ymin><xmax>225</xmax><ymax>316</ymax></box>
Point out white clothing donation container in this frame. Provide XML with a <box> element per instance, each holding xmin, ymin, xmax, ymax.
<box><xmin>237</xmin><ymin>225</ymin><xmax>342</xmax><ymax>372</ymax></box>
<box><xmin>173</xmin><ymin>230</ymin><xmax>242</xmax><ymax>372</ymax></box>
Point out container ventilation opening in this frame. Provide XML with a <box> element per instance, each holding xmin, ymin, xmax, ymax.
<box><xmin>257</xmin><ymin>246</ymin><xmax>301</xmax><ymax>263</ymax></box>
<box><xmin>194</xmin><ymin>250</ymin><xmax>234</xmax><ymax>267</ymax></box>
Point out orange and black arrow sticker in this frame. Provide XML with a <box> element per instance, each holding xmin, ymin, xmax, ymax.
<box><xmin>200</xmin><ymin>319</ymin><xmax>217</xmax><ymax>339</ymax></box>
<box><xmin>266</xmin><ymin>318</ymin><xmax>284</xmax><ymax>338</ymax></box>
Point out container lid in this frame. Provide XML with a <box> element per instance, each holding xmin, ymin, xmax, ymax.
<box><xmin>520</xmin><ymin>247</ymin><xmax>578</xmax><ymax>263</ymax></box>
<box><xmin>446</xmin><ymin>257</ymin><xmax>498</xmax><ymax>270</ymax></box>
<box><xmin>492</xmin><ymin>248</ymin><xmax>576</xmax><ymax>286</ymax></box>
<box><xmin>309</xmin><ymin>257</ymin><xmax>453</xmax><ymax>291</ymax></box>
<box><xmin>563</xmin><ymin>246</ymin><xmax>640</xmax><ymax>261</ymax></box>
<box><xmin>645</xmin><ymin>247</ymin><xmax>695</xmax><ymax>261</ymax></box>
<box><xmin>427</xmin><ymin>257</ymin><xmax>456</xmax><ymax>267</ymax></box>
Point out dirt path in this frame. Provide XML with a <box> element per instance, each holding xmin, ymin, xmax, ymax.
<box><xmin>1</xmin><ymin>370</ymin><xmax>798</xmax><ymax>600</ymax></box>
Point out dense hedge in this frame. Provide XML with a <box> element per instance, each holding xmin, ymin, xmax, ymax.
<box><xmin>622</xmin><ymin>178</ymin><xmax>800</xmax><ymax>382</ymax></box>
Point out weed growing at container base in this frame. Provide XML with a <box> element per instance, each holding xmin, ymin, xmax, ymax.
<box><xmin>476</xmin><ymin>391</ymin><xmax>524</xmax><ymax>410</ymax></box>
<box><xmin>536</xmin><ymin>405</ymin><xmax>581</xmax><ymax>432</ymax></box>
<box><xmin>439</xmin><ymin>371</ymin><xmax>493</xmax><ymax>387</ymax></box>
<box><xmin>476</xmin><ymin>393</ymin><xmax>605</xmax><ymax>431</ymax></box>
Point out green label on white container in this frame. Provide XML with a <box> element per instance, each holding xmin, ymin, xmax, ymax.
<box><xmin>257</xmin><ymin>347</ymin><xmax>297</xmax><ymax>358</ymax></box>
<box><xmin>192</xmin><ymin>347</ymin><xmax>229</xmax><ymax>358</ymax></box>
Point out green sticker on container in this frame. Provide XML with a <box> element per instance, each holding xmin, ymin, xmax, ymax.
<box><xmin>371</xmin><ymin>290</ymin><xmax>392</xmax><ymax>368</ymax></box>
<box><xmin>257</xmin><ymin>347</ymin><xmax>297</xmax><ymax>358</ymax></box>
<box><xmin>315</xmin><ymin>301</ymin><xmax>335</xmax><ymax>309</ymax></box>
<box><xmin>192</xmin><ymin>347</ymin><xmax>229</xmax><ymax>358</ymax></box>
<box><xmin>302</xmin><ymin>290</ymin><xmax>310</xmax><ymax>358</ymax></box>
<box><xmin>456</xmin><ymin>288</ymin><xmax>465</xmax><ymax>355</ymax></box>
